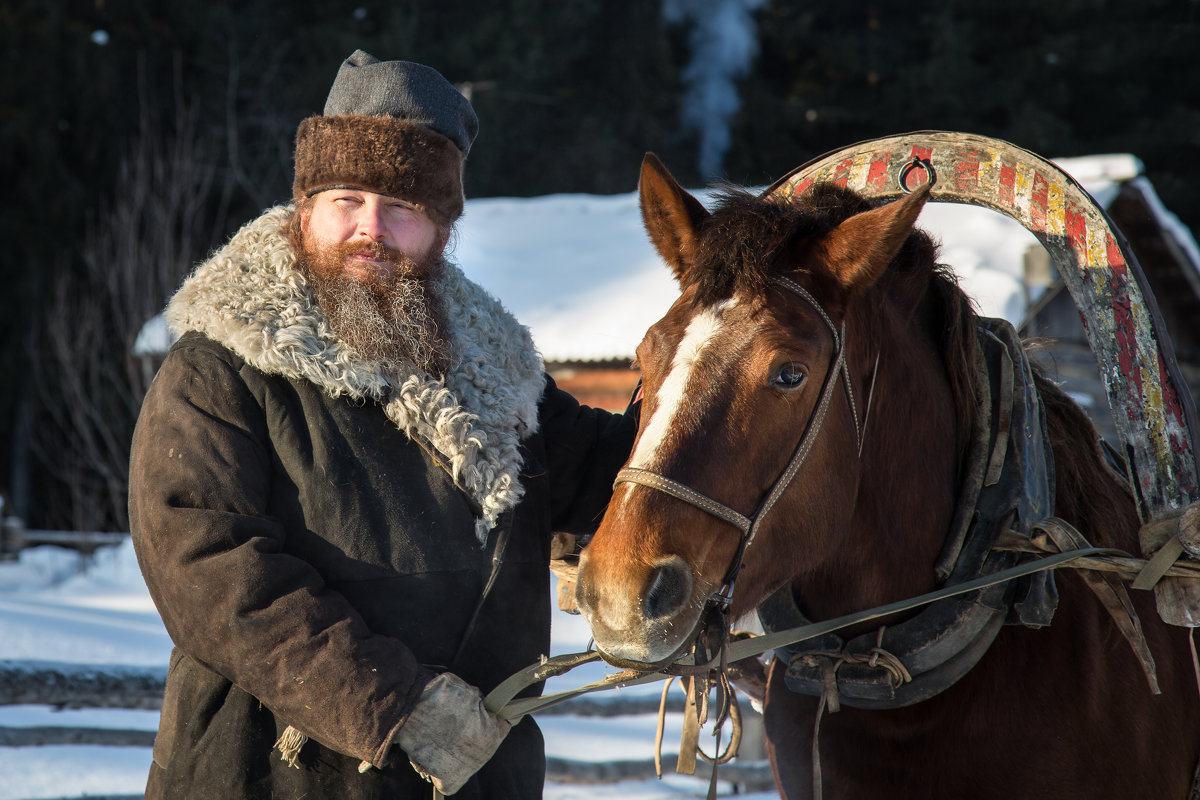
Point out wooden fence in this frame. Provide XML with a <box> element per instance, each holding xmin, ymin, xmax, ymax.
<box><xmin>0</xmin><ymin>659</ymin><xmax>774</xmax><ymax>796</ymax></box>
<box><xmin>0</xmin><ymin>518</ymin><xmax>128</xmax><ymax>559</ymax></box>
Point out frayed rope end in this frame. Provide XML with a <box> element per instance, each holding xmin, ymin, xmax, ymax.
<box><xmin>273</xmin><ymin>724</ymin><xmax>308</xmax><ymax>768</ymax></box>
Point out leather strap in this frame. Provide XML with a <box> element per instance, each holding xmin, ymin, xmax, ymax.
<box><xmin>615</xmin><ymin>468</ymin><xmax>751</xmax><ymax>533</ymax></box>
<box><xmin>486</xmin><ymin>544</ymin><xmax>1116</xmax><ymax>721</ymax></box>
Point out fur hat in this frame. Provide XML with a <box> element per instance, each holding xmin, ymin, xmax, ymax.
<box><xmin>293</xmin><ymin>50</ymin><xmax>478</xmax><ymax>225</ymax></box>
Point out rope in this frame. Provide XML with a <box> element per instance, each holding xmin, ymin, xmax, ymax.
<box><xmin>652</xmin><ymin>674</ymin><xmax>744</xmax><ymax>786</ymax></box>
<box><xmin>484</xmin><ymin>539</ymin><xmax>1179</xmax><ymax>798</ymax></box>
<box><xmin>797</xmin><ymin>628</ymin><xmax>912</xmax><ymax>800</ymax></box>
<box><xmin>654</xmin><ymin>679</ymin><xmax>672</xmax><ymax>779</ymax></box>
<box><xmin>811</xmin><ymin>690</ymin><xmax>829</xmax><ymax>800</ymax></box>
<box><xmin>993</xmin><ymin>529</ymin><xmax>1200</xmax><ymax>581</ymax></box>
<box><xmin>797</xmin><ymin>627</ymin><xmax>913</xmax><ymax>711</ymax></box>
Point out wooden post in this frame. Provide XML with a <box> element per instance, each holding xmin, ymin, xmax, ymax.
<box><xmin>0</xmin><ymin>516</ymin><xmax>24</xmax><ymax>560</ymax></box>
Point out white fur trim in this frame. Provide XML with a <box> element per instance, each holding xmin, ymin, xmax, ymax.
<box><xmin>165</xmin><ymin>205</ymin><xmax>546</xmax><ymax>540</ymax></box>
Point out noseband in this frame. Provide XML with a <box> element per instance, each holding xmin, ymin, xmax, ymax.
<box><xmin>614</xmin><ymin>275</ymin><xmax>865</xmax><ymax>615</ymax></box>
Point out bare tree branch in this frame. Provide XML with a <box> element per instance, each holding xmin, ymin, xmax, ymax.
<box><xmin>28</xmin><ymin>77</ymin><xmax>216</xmax><ymax>532</ymax></box>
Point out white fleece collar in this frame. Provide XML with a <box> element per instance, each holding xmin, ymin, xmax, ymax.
<box><xmin>165</xmin><ymin>205</ymin><xmax>546</xmax><ymax>540</ymax></box>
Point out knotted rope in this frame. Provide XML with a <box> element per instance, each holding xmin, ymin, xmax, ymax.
<box><xmin>797</xmin><ymin>627</ymin><xmax>912</xmax><ymax>800</ymax></box>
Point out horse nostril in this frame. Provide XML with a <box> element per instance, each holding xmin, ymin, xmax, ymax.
<box><xmin>644</xmin><ymin>559</ymin><xmax>692</xmax><ymax>620</ymax></box>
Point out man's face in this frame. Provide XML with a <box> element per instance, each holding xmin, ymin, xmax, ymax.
<box><xmin>295</xmin><ymin>189</ymin><xmax>452</xmax><ymax>374</ymax></box>
<box><xmin>301</xmin><ymin>188</ymin><xmax>445</xmax><ymax>281</ymax></box>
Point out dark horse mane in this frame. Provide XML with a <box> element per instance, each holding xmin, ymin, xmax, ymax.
<box><xmin>682</xmin><ymin>181</ymin><xmax>1136</xmax><ymax>542</ymax></box>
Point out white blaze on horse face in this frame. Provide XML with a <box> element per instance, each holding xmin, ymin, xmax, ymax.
<box><xmin>629</xmin><ymin>299</ymin><xmax>737</xmax><ymax>471</ymax></box>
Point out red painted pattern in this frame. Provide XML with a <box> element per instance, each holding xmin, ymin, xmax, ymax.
<box><xmin>1030</xmin><ymin>171</ymin><xmax>1050</xmax><ymax>233</ymax></box>
<box><xmin>831</xmin><ymin>157</ymin><xmax>855</xmax><ymax>187</ymax></box>
<box><xmin>953</xmin><ymin>151</ymin><xmax>980</xmax><ymax>193</ymax></box>
<box><xmin>1064</xmin><ymin>203</ymin><xmax>1087</xmax><ymax>254</ymax></box>
<box><xmin>1157</xmin><ymin>348</ymin><xmax>1187</xmax><ymax>430</ymax></box>
<box><xmin>791</xmin><ymin>177</ymin><xmax>813</xmax><ymax>198</ymax></box>
<box><xmin>903</xmin><ymin>146</ymin><xmax>934</xmax><ymax>192</ymax></box>
<box><xmin>999</xmin><ymin>164</ymin><xmax>1017</xmax><ymax>208</ymax></box>
<box><xmin>866</xmin><ymin>156</ymin><xmax>891</xmax><ymax>191</ymax></box>
<box><xmin>1107</xmin><ymin>254</ymin><xmax>1142</xmax><ymax>428</ymax></box>
<box><xmin>1106</xmin><ymin>230</ymin><xmax>1128</xmax><ymax>268</ymax></box>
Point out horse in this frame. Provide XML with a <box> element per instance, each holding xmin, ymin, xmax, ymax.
<box><xmin>574</xmin><ymin>152</ymin><xmax>1200</xmax><ymax>798</ymax></box>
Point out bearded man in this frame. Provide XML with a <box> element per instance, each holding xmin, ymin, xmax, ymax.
<box><xmin>128</xmin><ymin>50</ymin><xmax>637</xmax><ymax>799</ymax></box>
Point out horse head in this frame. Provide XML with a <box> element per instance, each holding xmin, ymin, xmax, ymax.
<box><xmin>575</xmin><ymin>153</ymin><xmax>965</xmax><ymax>666</ymax></box>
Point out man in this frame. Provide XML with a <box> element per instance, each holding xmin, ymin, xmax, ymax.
<box><xmin>129</xmin><ymin>50</ymin><xmax>637</xmax><ymax>799</ymax></box>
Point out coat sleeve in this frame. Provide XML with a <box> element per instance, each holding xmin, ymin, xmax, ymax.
<box><xmin>537</xmin><ymin>374</ymin><xmax>640</xmax><ymax>535</ymax></box>
<box><xmin>129</xmin><ymin>339</ymin><xmax>431</xmax><ymax>768</ymax></box>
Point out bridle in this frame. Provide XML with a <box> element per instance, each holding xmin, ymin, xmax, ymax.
<box><xmin>611</xmin><ymin>275</ymin><xmax>868</xmax><ymax>663</ymax></box>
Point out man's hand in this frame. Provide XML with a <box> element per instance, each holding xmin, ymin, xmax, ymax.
<box><xmin>396</xmin><ymin>672</ymin><xmax>511</xmax><ymax>795</ymax></box>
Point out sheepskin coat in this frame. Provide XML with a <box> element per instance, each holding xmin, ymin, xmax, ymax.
<box><xmin>128</xmin><ymin>206</ymin><xmax>636</xmax><ymax>799</ymax></box>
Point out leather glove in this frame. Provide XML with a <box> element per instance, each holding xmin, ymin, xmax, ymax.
<box><xmin>396</xmin><ymin>672</ymin><xmax>511</xmax><ymax>795</ymax></box>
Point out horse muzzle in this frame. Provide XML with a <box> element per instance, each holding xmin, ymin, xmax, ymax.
<box><xmin>576</xmin><ymin>552</ymin><xmax>707</xmax><ymax>664</ymax></box>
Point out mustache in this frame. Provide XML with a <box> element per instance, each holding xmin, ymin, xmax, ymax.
<box><xmin>332</xmin><ymin>239</ymin><xmax>409</xmax><ymax>272</ymax></box>
<box><xmin>344</xmin><ymin>240</ymin><xmax>400</xmax><ymax>259</ymax></box>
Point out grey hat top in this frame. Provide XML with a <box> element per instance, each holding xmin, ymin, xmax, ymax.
<box><xmin>323</xmin><ymin>49</ymin><xmax>478</xmax><ymax>156</ymax></box>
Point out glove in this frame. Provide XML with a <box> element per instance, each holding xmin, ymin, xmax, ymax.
<box><xmin>396</xmin><ymin>672</ymin><xmax>511</xmax><ymax>795</ymax></box>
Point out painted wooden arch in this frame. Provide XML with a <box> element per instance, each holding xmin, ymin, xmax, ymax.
<box><xmin>766</xmin><ymin>131</ymin><xmax>1200</xmax><ymax>525</ymax></box>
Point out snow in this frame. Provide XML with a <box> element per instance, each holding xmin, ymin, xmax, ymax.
<box><xmin>449</xmin><ymin>181</ymin><xmax>1036</xmax><ymax>362</ymax></box>
<box><xmin>0</xmin><ymin>541</ymin><xmax>771</xmax><ymax>799</ymax></box>
<box><xmin>0</xmin><ymin>747</ymin><xmax>153</xmax><ymax>799</ymax></box>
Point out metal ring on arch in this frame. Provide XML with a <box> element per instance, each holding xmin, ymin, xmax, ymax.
<box><xmin>897</xmin><ymin>156</ymin><xmax>936</xmax><ymax>193</ymax></box>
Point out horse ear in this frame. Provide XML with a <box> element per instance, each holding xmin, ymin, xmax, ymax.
<box><xmin>819</xmin><ymin>181</ymin><xmax>932</xmax><ymax>294</ymax></box>
<box><xmin>639</xmin><ymin>153</ymin><xmax>710</xmax><ymax>285</ymax></box>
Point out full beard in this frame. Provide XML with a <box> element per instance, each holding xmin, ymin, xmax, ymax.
<box><xmin>298</xmin><ymin>238</ymin><xmax>454</xmax><ymax>376</ymax></box>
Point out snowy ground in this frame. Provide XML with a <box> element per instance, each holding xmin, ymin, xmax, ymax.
<box><xmin>0</xmin><ymin>542</ymin><xmax>774</xmax><ymax>799</ymax></box>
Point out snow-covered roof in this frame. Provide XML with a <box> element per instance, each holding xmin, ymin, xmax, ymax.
<box><xmin>134</xmin><ymin>154</ymin><xmax>1200</xmax><ymax>363</ymax></box>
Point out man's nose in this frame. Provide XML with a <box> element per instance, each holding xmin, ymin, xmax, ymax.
<box><xmin>356</xmin><ymin>203</ymin><xmax>388</xmax><ymax>242</ymax></box>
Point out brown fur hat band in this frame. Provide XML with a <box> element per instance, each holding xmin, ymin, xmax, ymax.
<box><xmin>293</xmin><ymin>50</ymin><xmax>478</xmax><ymax>225</ymax></box>
<box><xmin>294</xmin><ymin>114</ymin><xmax>466</xmax><ymax>224</ymax></box>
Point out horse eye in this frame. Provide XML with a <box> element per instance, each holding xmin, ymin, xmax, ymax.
<box><xmin>772</xmin><ymin>362</ymin><xmax>807</xmax><ymax>390</ymax></box>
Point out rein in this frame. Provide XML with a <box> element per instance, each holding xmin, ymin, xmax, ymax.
<box><xmin>613</xmin><ymin>275</ymin><xmax>861</xmax><ymax>620</ymax></box>
<box><xmin>486</xmin><ymin>541</ymin><xmax>1126</xmax><ymax>720</ymax></box>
